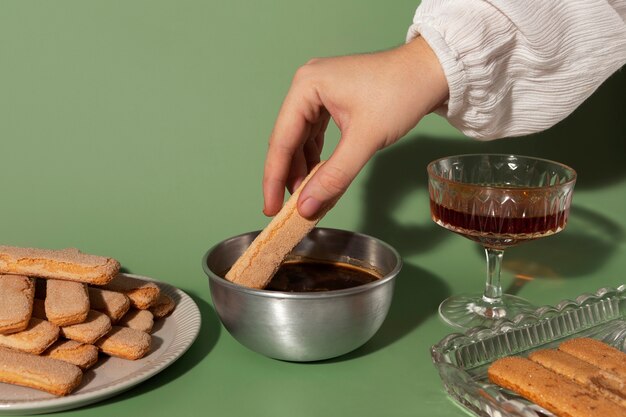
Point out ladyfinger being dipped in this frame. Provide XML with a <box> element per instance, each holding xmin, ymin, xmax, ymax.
<box><xmin>0</xmin><ymin>246</ymin><xmax>120</xmax><ymax>285</ymax></box>
<box><xmin>226</xmin><ymin>162</ymin><xmax>330</xmax><ymax>289</ymax></box>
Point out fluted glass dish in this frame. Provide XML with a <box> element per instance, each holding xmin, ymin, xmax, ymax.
<box><xmin>431</xmin><ymin>285</ymin><xmax>626</xmax><ymax>417</ymax></box>
<box><xmin>427</xmin><ymin>154</ymin><xmax>577</xmax><ymax>329</ymax></box>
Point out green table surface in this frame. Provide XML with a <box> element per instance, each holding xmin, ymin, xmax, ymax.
<box><xmin>1</xmin><ymin>1</ymin><xmax>625</xmax><ymax>416</ymax></box>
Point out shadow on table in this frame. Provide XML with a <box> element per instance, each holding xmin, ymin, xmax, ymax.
<box><xmin>80</xmin><ymin>288</ymin><xmax>220</xmax><ymax>410</ymax></box>
<box><xmin>323</xmin><ymin>262</ymin><xmax>449</xmax><ymax>362</ymax></box>
<box><xmin>359</xmin><ymin>69</ymin><xmax>625</xmax><ymax>275</ymax></box>
<box><xmin>316</xmin><ymin>69</ymin><xmax>626</xmax><ymax>364</ymax></box>
<box><xmin>448</xmin><ymin>203</ymin><xmax>626</xmax><ymax>299</ymax></box>
<box><xmin>502</xmin><ymin>205</ymin><xmax>625</xmax><ymax>281</ymax></box>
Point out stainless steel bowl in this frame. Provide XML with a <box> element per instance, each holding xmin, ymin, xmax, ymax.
<box><xmin>202</xmin><ymin>228</ymin><xmax>402</xmax><ymax>362</ymax></box>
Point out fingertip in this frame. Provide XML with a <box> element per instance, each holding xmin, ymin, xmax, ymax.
<box><xmin>298</xmin><ymin>196</ymin><xmax>323</xmax><ymax>220</ymax></box>
<box><xmin>263</xmin><ymin>180</ymin><xmax>285</xmax><ymax>217</ymax></box>
<box><xmin>263</xmin><ymin>200</ymin><xmax>282</xmax><ymax>217</ymax></box>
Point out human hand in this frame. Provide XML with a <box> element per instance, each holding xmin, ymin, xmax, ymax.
<box><xmin>263</xmin><ymin>36</ymin><xmax>448</xmax><ymax>219</ymax></box>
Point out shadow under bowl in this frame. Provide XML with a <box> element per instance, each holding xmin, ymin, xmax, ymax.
<box><xmin>202</xmin><ymin>228</ymin><xmax>402</xmax><ymax>362</ymax></box>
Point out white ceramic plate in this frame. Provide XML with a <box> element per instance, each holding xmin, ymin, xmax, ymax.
<box><xmin>0</xmin><ymin>274</ymin><xmax>201</xmax><ymax>415</ymax></box>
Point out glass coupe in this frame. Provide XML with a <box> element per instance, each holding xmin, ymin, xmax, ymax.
<box><xmin>427</xmin><ymin>154</ymin><xmax>577</xmax><ymax>329</ymax></box>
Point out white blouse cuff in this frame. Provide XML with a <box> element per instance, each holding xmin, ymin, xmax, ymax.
<box><xmin>407</xmin><ymin>0</ymin><xmax>626</xmax><ymax>140</ymax></box>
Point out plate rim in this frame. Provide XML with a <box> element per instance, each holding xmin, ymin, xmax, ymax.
<box><xmin>0</xmin><ymin>273</ymin><xmax>202</xmax><ymax>415</ymax></box>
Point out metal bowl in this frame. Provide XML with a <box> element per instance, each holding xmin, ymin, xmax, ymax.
<box><xmin>202</xmin><ymin>228</ymin><xmax>402</xmax><ymax>362</ymax></box>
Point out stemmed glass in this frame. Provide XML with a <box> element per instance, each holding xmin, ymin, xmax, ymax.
<box><xmin>427</xmin><ymin>154</ymin><xmax>577</xmax><ymax>329</ymax></box>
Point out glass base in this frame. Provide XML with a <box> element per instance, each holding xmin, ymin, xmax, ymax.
<box><xmin>438</xmin><ymin>293</ymin><xmax>536</xmax><ymax>330</ymax></box>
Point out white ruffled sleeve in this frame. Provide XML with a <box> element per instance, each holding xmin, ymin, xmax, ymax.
<box><xmin>407</xmin><ymin>0</ymin><xmax>626</xmax><ymax>139</ymax></box>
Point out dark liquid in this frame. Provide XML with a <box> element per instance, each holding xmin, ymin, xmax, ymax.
<box><xmin>265</xmin><ymin>260</ymin><xmax>381</xmax><ymax>292</ymax></box>
<box><xmin>430</xmin><ymin>200</ymin><xmax>568</xmax><ymax>237</ymax></box>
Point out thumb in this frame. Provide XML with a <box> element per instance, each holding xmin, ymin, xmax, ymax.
<box><xmin>297</xmin><ymin>131</ymin><xmax>378</xmax><ymax>219</ymax></box>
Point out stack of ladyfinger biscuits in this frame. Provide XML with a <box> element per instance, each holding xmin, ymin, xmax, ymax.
<box><xmin>488</xmin><ymin>337</ymin><xmax>626</xmax><ymax>417</ymax></box>
<box><xmin>0</xmin><ymin>246</ymin><xmax>176</xmax><ymax>396</ymax></box>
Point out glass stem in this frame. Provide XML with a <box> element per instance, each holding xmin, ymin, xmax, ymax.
<box><xmin>483</xmin><ymin>247</ymin><xmax>504</xmax><ymax>304</ymax></box>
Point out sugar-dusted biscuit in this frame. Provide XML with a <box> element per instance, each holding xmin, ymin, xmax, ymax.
<box><xmin>32</xmin><ymin>300</ymin><xmax>112</xmax><ymax>345</ymax></box>
<box><xmin>595</xmin><ymin>370</ymin><xmax>626</xmax><ymax>401</ymax></box>
<box><xmin>149</xmin><ymin>293</ymin><xmax>175</xmax><ymax>318</ymax></box>
<box><xmin>88</xmin><ymin>287</ymin><xmax>130</xmax><ymax>322</ymax></box>
<box><xmin>61</xmin><ymin>310</ymin><xmax>112</xmax><ymax>345</ymax></box>
<box><xmin>0</xmin><ymin>274</ymin><xmax>34</xmax><ymax>334</ymax></box>
<box><xmin>45</xmin><ymin>279</ymin><xmax>89</xmax><ymax>326</ymax></box>
<box><xmin>226</xmin><ymin>162</ymin><xmax>329</xmax><ymax>289</ymax></box>
<box><xmin>530</xmin><ymin>348</ymin><xmax>626</xmax><ymax>408</ymax></box>
<box><xmin>118</xmin><ymin>309</ymin><xmax>154</xmax><ymax>333</ymax></box>
<box><xmin>43</xmin><ymin>339</ymin><xmax>99</xmax><ymax>370</ymax></box>
<box><xmin>0</xmin><ymin>246</ymin><xmax>120</xmax><ymax>285</ymax></box>
<box><xmin>0</xmin><ymin>347</ymin><xmax>82</xmax><ymax>396</ymax></box>
<box><xmin>0</xmin><ymin>317</ymin><xmax>59</xmax><ymax>354</ymax></box>
<box><xmin>102</xmin><ymin>274</ymin><xmax>160</xmax><ymax>309</ymax></box>
<box><xmin>488</xmin><ymin>356</ymin><xmax>625</xmax><ymax>417</ymax></box>
<box><xmin>559</xmin><ymin>337</ymin><xmax>626</xmax><ymax>380</ymax></box>
<box><xmin>95</xmin><ymin>326</ymin><xmax>151</xmax><ymax>360</ymax></box>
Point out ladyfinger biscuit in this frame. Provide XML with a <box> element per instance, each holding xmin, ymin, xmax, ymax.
<box><xmin>61</xmin><ymin>310</ymin><xmax>112</xmax><ymax>344</ymax></box>
<box><xmin>32</xmin><ymin>299</ymin><xmax>112</xmax><ymax>344</ymax></box>
<box><xmin>0</xmin><ymin>347</ymin><xmax>82</xmax><ymax>396</ymax></box>
<box><xmin>226</xmin><ymin>162</ymin><xmax>329</xmax><ymax>289</ymax></box>
<box><xmin>0</xmin><ymin>275</ymin><xmax>34</xmax><ymax>334</ymax></box>
<box><xmin>148</xmin><ymin>293</ymin><xmax>175</xmax><ymax>318</ymax></box>
<box><xmin>595</xmin><ymin>370</ymin><xmax>626</xmax><ymax>400</ymax></box>
<box><xmin>559</xmin><ymin>338</ymin><xmax>626</xmax><ymax>380</ymax></box>
<box><xmin>45</xmin><ymin>279</ymin><xmax>89</xmax><ymax>326</ymax></box>
<box><xmin>530</xmin><ymin>349</ymin><xmax>626</xmax><ymax>408</ymax></box>
<box><xmin>95</xmin><ymin>326</ymin><xmax>151</xmax><ymax>360</ymax></box>
<box><xmin>88</xmin><ymin>287</ymin><xmax>130</xmax><ymax>322</ymax></box>
<box><xmin>118</xmin><ymin>309</ymin><xmax>154</xmax><ymax>333</ymax></box>
<box><xmin>0</xmin><ymin>318</ymin><xmax>59</xmax><ymax>354</ymax></box>
<box><xmin>0</xmin><ymin>246</ymin><xmax>120</xmax><ymax>285</ymax></box>
<box><xmin>102</xmin><ymin>274</ymin><xmax>160</xmax><ymax>309</ymax></box>
<box><xmin>488</xmin><ymin>356</ymin><xmax>625</xmax><ymax>417</ymax></box>
<box><xmin>43</xmin><ymin>339</ymin><xmax>99</xmax><ymax>370</ymax></box>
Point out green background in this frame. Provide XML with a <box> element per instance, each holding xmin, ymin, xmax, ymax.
<box><xmin>1</xmin><ymin>1</ymin><xmax>625</xmax><ymax>416</ymax></box>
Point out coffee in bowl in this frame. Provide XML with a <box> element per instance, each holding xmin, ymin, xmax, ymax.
<box><xmin>223</xmin><ymin>259</ymin><xmax>382</xmax><ymax>293</ymax></box>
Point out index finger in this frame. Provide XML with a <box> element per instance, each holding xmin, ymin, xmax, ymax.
<box><xmin>263</xmin><ymin>80</ymin><xmax>324</xmax><ymax>216</ymax></box>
